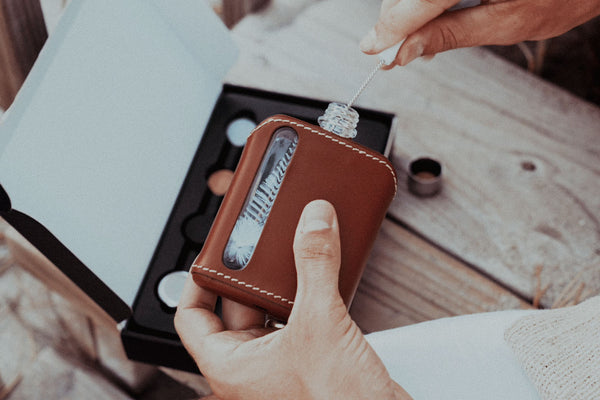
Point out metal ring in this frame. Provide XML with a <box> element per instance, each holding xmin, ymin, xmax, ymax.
<box><xmin>407</xmin><ymin>157</ymin><xmax>442</xmax><ymax>197</ymax></box>
<box><xmin>264</xmin><ymin>318</ymin><xmax>286</xmax><ymax>330</ymax></box>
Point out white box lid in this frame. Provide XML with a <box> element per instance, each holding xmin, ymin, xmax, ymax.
<box><xmin>0</xmin><ymin>0</ymin><xmax>237</xmax><ymax>312</ymax></box>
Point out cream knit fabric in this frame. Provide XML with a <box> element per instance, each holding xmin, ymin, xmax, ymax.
<box><xmin>505</xmin><ymin>296</ymin><xmax>600</xmax><ymax>399</ymax></box>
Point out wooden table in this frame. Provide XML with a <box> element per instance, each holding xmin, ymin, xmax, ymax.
<box><xmin>225</xmin><ymin>0</ymin><xmax>600</xmax><ymax>332</ymax></box>
<box><xmin>1</xmin><ymin>1</ymin><xmax>599</xmax><ymax>394</ymax></box>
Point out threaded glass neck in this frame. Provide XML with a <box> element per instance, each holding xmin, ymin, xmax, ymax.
<box><xmin>317</xmin><ymin>102</ymin><xmax>359</xmax><ymax>139</ymax></box>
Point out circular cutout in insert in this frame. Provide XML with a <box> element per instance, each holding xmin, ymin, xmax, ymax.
<box><xmin>183</xmin><ymin>214</ymin><xmax>211</xmax><ymax>244</ymax></box>
<box><xmin>207</xmin><ymin>169</ymin><xmax>234</xmax><ymax>196</ymax></box>
<box><xmin>407</xmin><ymin>157</ymin><xmax>442</xmax><ymax>197</ymax></box>
<box><xmin>157</xmin><ymin>270</ymin><xmax>188</xmax><ymax>308</ymax></box>
<box><xmin>226</xmin><ymin>117</ymin><xmax>257</xmax><ymax>147</ymax></box>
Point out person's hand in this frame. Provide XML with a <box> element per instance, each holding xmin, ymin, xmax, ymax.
<box><xmin>175</xmin><ymin>200</ymin><xmax>411</xmax><ymax>399</ymax></box>
<box><xmin>359</xmin><ymin>0</ymin><xmax>600</xmax><ymax>66</ymax></box>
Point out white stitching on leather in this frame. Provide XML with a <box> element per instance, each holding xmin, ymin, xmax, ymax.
<box><xmin>252</xmin><ymin>117</ymin><xmax>398</xmax><ymax>190</ymax></box>
<box><xmin>194</xmin><ymin>118</ymin><xmax>395</xmax><ymax>308</ymax></box>
<box><xmin>194</xmin><ymin>265</ymin><xmax>295</xmax><ymax>306</ymax></box>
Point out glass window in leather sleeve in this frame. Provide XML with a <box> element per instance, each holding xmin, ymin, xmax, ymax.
<box><xmin>223</xmin><ymin>127</ymin><xmax>298</xmax><ymax>270</ymax></box>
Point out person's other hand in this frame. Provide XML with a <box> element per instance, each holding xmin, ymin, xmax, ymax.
<box><xmin>359</xmin><ymin>0</ymin><xmax>600</xmax><ymax>66</ymax></box>
<box><xmin>175</xmin><ymin>200</ymin><xmax>411</xmax><ymax>399</ymax></box>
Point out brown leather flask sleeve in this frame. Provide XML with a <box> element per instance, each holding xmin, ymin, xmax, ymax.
<box><xmin>191</xmin><ymin>115</ymin><xmax>397</xmax><ymax>320</ymax></box>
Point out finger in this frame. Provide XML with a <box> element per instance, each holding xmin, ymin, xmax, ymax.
<box><xmin>360</xmin><ymin>0</ymin><xmax>460</xmax><ymax>54</ymax></box>
<box><xmin>177</xmin><ymin>271</ymin><xmax>218</xmax><ymax>311</ymax></box>
<box><xmin>395</xmin><ymin>3</ymin><xmax>525</xmax><ymax>65</ymax></box>
<box><xmin>380</xmin><ymin>0</ymin><xmax>401</xmax><ymax>16</ymax></box>
<box><xmin>221</xmin><ymin>298</ymin><xmax>265</xmax><ymax>331</ymax></box>
<box><xmin>174</xmin><ymin>275</ymin><xmax>223</xmax><ymax>356</ymax></box>
<box><xmin>289</xmin><ymin>200</ymin><xmax>344</xmax><ymax>321</ymax></box>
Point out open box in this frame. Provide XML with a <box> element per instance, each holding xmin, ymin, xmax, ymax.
<box><xmin>0</xmin><ymin>0</ymin><xmax>395</xmax><ymax>372</ymax></box>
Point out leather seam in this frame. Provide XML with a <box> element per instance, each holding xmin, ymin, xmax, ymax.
<box><xmin>193</xmin><ymin>264</ymin><xmax>295</xmax><ymax>306</ymax></box>
<box><xmin>252</xmin><ymin>117</ymin><xmax>398</xmax><ymax>192</ymax></box>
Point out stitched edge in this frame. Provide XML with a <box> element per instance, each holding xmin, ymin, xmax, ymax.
<box><xmin>193</xmin><ymin>265</ymin><xmax>295</xmax><ymax>306</ymax></box>
<box><xmin>196</xmin><ymin>117</ymin><xmax>395</xmax><ymax>306</ymax></box>
<box><xmin>251</xmin><ymin>117</ymin><xmax>398</xmax><ymax>192</ymax></box>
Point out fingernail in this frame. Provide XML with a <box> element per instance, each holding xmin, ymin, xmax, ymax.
<box><xmin>359</xmin><ymin>28</ymin><xmax>377</xmax><ymax>52</ymax></box>
<box><xmin>301</xmin><ymin>200</ymin><xmax>335</xmax><ymax>233</ymax></box>
<box><xmin>401</xmin><ymin>42</ymin><xmax>424</xmax><ymax>66</ymax></box>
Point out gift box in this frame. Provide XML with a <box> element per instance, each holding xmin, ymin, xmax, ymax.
<box><xmin>0</xmin><ymin>0</ymin><xmax>395</xmax><ymax>372</ymax></box>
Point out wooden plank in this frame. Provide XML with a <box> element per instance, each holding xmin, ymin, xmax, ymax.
<box><xmin>221</xmin><ymin>0</ymin><xmax>270</xmax><ymax>28</ymax></box>
<box><xmin>350</xmin><ymin>220</ymin><xmax>532</xmax><ymax>333</ymax></box>
<box><xmin>0</xmin><ymin>0</ymin><xmax>47</xmax><ymax>109</ymax></box>
<box><xmin>0</xmin><ymin>218</ymin><xmax>118</xmax><ymax>330</ymax></box>
<box><xmin>7</xmin><ymin>347</ymin><xmax>133</xmax><ymax>400</ymax></box>
<box><xmin>0</xmin><ymin>219</ymin><xmax>161</xmax><ymax>393</ymax></box>
<box><xmin>0</xmin><ymin>311</ymin><xmax>37</xmax><ymax>398</ymax></box>
<box><xmin>227</xmin><ymin>0</ymin><xmax>600</xmax><ymax>307</ymax></box>
<box><xmin>0</xmin><ymin>270</ymin><xmax>127</xmax><ymax>400</ymax></box>
<box><xmin>387</xmin><ymin>99</ymin><xmax>600</xmax><ymax>308</ymax></box>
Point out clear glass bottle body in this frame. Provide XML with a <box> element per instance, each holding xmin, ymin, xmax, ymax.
<box><xmin>222</xmin><ymin>127</ymin><xmax>298</xmax><ymax>270</ymax></box>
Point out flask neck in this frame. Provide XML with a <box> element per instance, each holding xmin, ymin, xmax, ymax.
<box><xmin>317</xmin><ymin>102</ymin><xmax>359</xmax><ymax>139</ymax></box>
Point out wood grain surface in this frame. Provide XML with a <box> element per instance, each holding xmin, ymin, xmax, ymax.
<box><xmin>0</xmin><ymin>0</ymin><xmax>47</xmax><ymax>109</ymax></box>
<box><xmin>350</xmin><ymin>220</ymin><xmax>532</xmax><ymax>333</ymax></box>
<box><xmin>1</xmin><ymin>5</ymin><xmax>597</xmax><ymax>397</ymax></box>
<box><xmin>7</xmin><ymin>347</ymin><xmax>133</xmax><ymax>400</ymax></box>
<box><xmin>227</xmin><ymin>0</ymin><xmax>600</xmax><ymax>309</ymax></box>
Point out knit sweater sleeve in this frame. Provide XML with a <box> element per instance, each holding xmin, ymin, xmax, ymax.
<box><xmin>504</xmin><ymin>296</ymin><xmax>600</xmax><ymax>400</ymax></box>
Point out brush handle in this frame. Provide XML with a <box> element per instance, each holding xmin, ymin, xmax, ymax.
<box><xmin>378</xmin><ymin>42</ymin><xmax>403</xmax><ymax>65</ymax></box>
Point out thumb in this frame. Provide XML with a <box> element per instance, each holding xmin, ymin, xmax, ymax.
<box><xmin>396</xmin><ymin>4</ymin><xmax>523</xmax><ymax>65</ymax></box>
<box><xmin>290</xmin><ymin>200</ymin><xmax>344</xmax><ymax>320</ymax></box>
